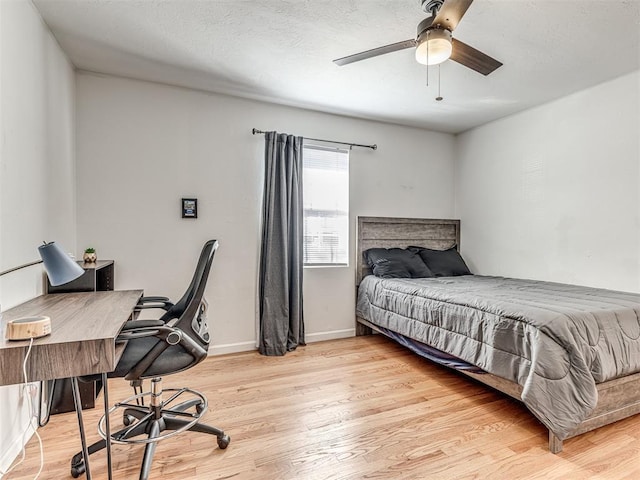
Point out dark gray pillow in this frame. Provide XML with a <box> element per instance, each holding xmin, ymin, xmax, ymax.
<box><xmin>364</xmin><ymin>248</ymin><xmax>433</xmax><ymax>278</ymax></box>
<box><xmin>408</xmin><ymin>245</ymin><xmax>472</xmax><ymax>277</ymax></box>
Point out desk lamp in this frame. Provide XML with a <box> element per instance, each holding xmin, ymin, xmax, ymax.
<box><xmin>38</xmin><ymin>241</ymin><xmax>84</xmax><ymax>286</ymax></box>
<box><xmin>2</xmin><ymin>242</ymin><xmax>84</xmax><ymax>340</ymax></box>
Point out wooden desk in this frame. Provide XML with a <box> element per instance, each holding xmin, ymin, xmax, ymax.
<box><xmin>0</xmin><ymin>290</ymin><xmax>142</xmax><ymax>384</ymax></box>
<box><xmin>46</xmin><ymin>261</ymin><xmax>116</xmax><ymax>414</ymax></box>
<box><xmin>0</xmin><ymin>290</ymin><xmax>143</xmax><ymax>479</ymax></box>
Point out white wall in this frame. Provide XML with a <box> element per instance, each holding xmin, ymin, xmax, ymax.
<box><xmin>75</xmin><ymin>73</ymin><xmax>455</xmax><ymax>353</ymax></box>
<box><xmin>0</xmin><ymin>0</ymin><xmax>76</xmax><ymax>472</ymax></box>
<box><xmin>455</xmin><ymin>71</ymin><xmax>640</xmax><ymax>292</ymax></box>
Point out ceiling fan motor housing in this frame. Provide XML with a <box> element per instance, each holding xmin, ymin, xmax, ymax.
<box><xmin>417</xmin><ymin>16</ymin><xmax>435</xmax><ymax>37</ymax></box>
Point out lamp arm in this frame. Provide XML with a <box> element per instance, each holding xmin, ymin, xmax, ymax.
<box><xmin>0</xmin><ymin>260</ymin><xmax>43</xmax><ymax>277</ymax></box>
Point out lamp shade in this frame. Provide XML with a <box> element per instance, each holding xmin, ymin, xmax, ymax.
<box><xmin>415</xmin><ymin>29</ymin><xmax>453</xmax><ymax>66</ymax></box>
<box><xmin>38</xmin><ymin>242</ymin><xmax>84</xmax><ymax>286</ymax></box>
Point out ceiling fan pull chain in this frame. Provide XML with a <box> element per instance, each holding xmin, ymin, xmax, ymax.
<box><xmin>426</xmin><ymin>30</ymin><xmax>430</xmax><ymax>74</ymax></box>
<box><xmin>425</xmin><ymin>30</ymin><xmax>430</xmax><ymax>86</ymax></box>
<box><xmin>436</xmin><ymin>64</ymin><xmax>443</xmax><ymax>101</ymax></box>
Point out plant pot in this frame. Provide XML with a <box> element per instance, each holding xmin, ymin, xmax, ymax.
<box><xmin>83</xmin><ymin>252</ymin><xmax>97</xmax><ymax>263</ymax></box>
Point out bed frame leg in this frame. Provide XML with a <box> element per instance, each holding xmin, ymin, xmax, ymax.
<box><xmin>355</xmin><ymin>321</ymin><xmax>373</xmax><ymax>336</ymax></box>
<box><xmin>549</xmin><ymin>431</ymin><xmax>563</xmax><ymax>454</ymax></box>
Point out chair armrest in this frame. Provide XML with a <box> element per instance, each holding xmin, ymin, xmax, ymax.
<box><xmin>138</xmin><ymin>295</ymin><xmax>171</xmax><ymax>303</ymax></box>
<box><xmin>121</xmin><ymin>319</ymin><xmax>165</xmax><ymax>331</ymax></box>
<box><xmin>135</xmin><ymin>296</ymin><xmax>174</xmax><ymax>311</ymax></box>
<box><xmin>117</xmin><ymin>318</ymin><xmax>190</xmax><ymax>343</ymax></box>
<box><xmin>117</xmin><ymin>319</ymin><xmax>166</xmax><ymax>341</ymax></box>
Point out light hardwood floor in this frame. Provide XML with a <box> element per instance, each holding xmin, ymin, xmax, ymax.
<box><xmin>6</xmin><ymin>335</ymin><xmax>640</xmax><ymax>479</ymax></box>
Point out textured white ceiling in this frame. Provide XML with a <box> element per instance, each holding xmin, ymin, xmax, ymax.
<box><xmin>33</xmin><ymin>0</ymin><xmax>640</xmax><ymax>133</ymax></box>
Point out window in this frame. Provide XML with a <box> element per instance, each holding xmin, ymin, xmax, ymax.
<box><xmin>303</xmin><ymin>144</ymin><xmax>349</xmax><ymax>266</ymax></box>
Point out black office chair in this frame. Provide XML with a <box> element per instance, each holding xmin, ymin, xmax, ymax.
<box><xmin>70</xmin><ymin>239</ymin><xmax>229</xmax><ymax>480</ymax></box>
<box><xmin>127</xmin><ymin>241</ymin><xmax>217</xmax><ymax>400</ymax></box>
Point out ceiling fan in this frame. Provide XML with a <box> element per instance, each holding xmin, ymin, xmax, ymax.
<box><xmin>333</xmin><ymin>0</ymin><xmax>502</xmax><ymax>76</ymax></box>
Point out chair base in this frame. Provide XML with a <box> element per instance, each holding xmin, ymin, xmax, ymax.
<box><xmin>70</xmin><ymin>378</ymin><xmax>229</xmax><ymax>479</ymax></box>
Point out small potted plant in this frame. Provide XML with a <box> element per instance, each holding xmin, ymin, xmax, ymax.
<box><xmin>83</xmin><ymin>247</ymin><xmax>97</xmax><ymax>263</ymax></box>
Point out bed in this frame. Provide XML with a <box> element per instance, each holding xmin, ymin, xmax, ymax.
<box><xmin>355</xmin><ymin>216</ymin><xmax>640</xmax><ymax>453</ymax></box>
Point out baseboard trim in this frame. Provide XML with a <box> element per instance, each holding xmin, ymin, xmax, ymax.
<box><xmin>305</xmin><ymin>328</ymin><xmax>355</xmax><ymax>343</ymax></box>
<box><xmin>207</xmin><ymin>329</ymin><xmax>356</xmax><ymax>356</ymax></box>
<box><xmin>208</xmin><ymin>341</ymin><xmax>256</xmax><ymax>356</ymax></box>
<box><xmin>0</xmin><ymin>412</ymin><xmax>33</xmax><ymax>474</ymax></box>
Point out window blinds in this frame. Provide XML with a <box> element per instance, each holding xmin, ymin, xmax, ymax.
<box><xmin>303</xmin><ymin>144</ymin><xmax>349</xmax><ymax>265</ymax></box>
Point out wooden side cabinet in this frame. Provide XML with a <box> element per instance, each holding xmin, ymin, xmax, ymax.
<box><xmin>45</xmin><ymin>260</ymin><xmax>115</xmax><ymax>415</ymax></box>
<box><xmin>46</xmin><ymin>260</ymin><xmax>114</xmax><ymax>294</ymax></box>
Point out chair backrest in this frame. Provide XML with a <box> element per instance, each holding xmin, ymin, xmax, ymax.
<box><xmin>160</xmin><ymin>240</ymin><xmax>215</xmax><ymax>322</ymax></box>
<box><xmin>125</xmin><ymin>240</ymin><xmax>219</xmax><ymax>380</ymax></box>
<box><xmin>170</xmin><ymin>240</ymin><xmax>218</xmax><ymax>347</ymax></box>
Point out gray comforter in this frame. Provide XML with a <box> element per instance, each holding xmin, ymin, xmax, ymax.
<box><xmin>356</xmin><ymin>275</ymin><xmax>640</xmax><ymax>440</ymax></box>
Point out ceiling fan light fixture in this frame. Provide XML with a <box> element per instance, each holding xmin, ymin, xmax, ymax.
<box><xmin>415</xmin><ymin>28</ymin><xmax>452</xmax><ymax>66</ymax></box>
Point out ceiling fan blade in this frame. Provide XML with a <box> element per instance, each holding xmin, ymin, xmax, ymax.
<box><xmin>333</xmin><ymin>39</ymin><xmax>416</xmax><ymax>66</ymax></box>
<box><xmin>432</xmin><ymin>0</ymin><xmax>473</xmax><ymax>32</ymax></box>
<box><xmin>450</xmin><ymin>38</ymin><xmax>502</xmax><ymax>75</ymax></box>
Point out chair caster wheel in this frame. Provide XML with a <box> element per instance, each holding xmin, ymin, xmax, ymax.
<box><xmin>217</xmin><ymin>434</ymin><xmax>230</xmax><ymax>449</ymax></box>
<box><xmin>70</xmin><ymin>460</ymin><xmax>85</xmax><ymax>478</ymax></box>
<box><xmin>123</xmin><ymin>414</ymin><xmax>136</xmax><ymax>426</ymax></box>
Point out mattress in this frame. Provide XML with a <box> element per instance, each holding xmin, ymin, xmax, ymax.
<box><xmin>356</xmin><ymin>274</ymin><xmax>640</xmax><ymax>440</ymax></box>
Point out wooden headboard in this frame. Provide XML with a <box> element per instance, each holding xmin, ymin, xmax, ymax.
<box><xmin>356</xmin><ymin>217</ymin><xmax>461</xmax><ymax>285</ymax></box>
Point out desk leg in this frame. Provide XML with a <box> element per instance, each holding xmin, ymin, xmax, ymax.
<box><xmin>102</xmin><ymin>373</ymin><xmax>113</xmax><ymax>480</ymax></box>
<box><xmin>70</xmin><ymin>377</ymin><xmax>92</xmax><ymax>480</ymax></box>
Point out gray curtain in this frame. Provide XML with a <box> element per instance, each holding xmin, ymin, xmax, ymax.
<box><xmin>258</xmin><ymin>132</ymin><xmax>305</xmax><ymax>356</ymax></box>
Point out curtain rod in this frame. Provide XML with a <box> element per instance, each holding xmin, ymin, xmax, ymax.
<box><xmin>252</xmin><ymin>128</ymin><xmax>377</xmax><ymax>150</ymax></box>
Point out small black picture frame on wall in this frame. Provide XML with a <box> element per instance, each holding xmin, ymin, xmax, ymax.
<box><xmin>182</xmin><ymin>198</ymin><xmax>198</xmax><ymax>218</ymax></box>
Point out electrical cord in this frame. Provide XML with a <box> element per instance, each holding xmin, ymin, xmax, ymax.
<box><xmin>0</xmin><ymin>338</ymin><xmax>45</xmax><ymax>479</ymax></box>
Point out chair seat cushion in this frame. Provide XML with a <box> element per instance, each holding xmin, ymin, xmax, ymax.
<box><xmin>110</xmin><ymin>337</ymin><xmax>197</xmax><ymax>379</ymax></box>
